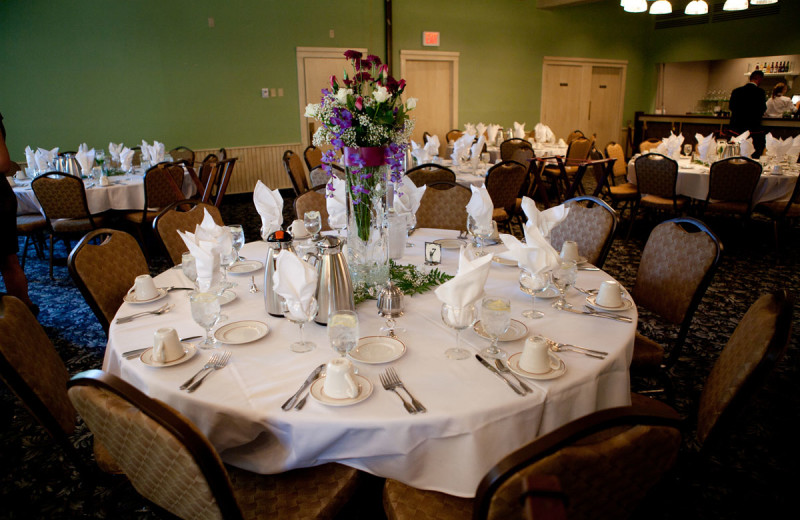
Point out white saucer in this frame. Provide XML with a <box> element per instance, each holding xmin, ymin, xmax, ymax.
<box><xmin>534</xmin><ymin>286</ymin><xmax>560</xmax><ymax>299</ymax></box>
<box><xmin>140</xmin><ymin>343</ymin><xmax>197</xmax><ymax>367</ymax></box>
<box><xmin>492</xmin><ymin>256</ymin><xmax>517</xmax><ymax>267</ymax></box>
<box><xmin>349</xmin><ymin>336</ymin><xmax>406</xmax><ymax>364</ymax></box>
<box><xmin>310</xmin><ymin>375</ymin><xmax>373</xmax><ymax>406</ymax></box>
<box><xmin>508</xmin><ymin>351</ymin><xmax>566</xmax><ymax>380</ymax></box>
<box><xmin>434</xmin><ymin>238</ymin><xmax>468</xmax><ymax>249</ymax></box>
<box><xmin>123</xmin><ymin>287</ymin><xmax>168</xmax><ymax>304</ymax></box>
<box><xmin>213</xmin><ymin>320</ymin><xmax>269</xmax><ymax>344</ymax></box>
<box><xmin>228</xmin><ymin>260</ymin><xmax>264</xmax><ymax>274</ymax></box>
<box><xmin>219</xmin><ymin>289</ymin><xmax>237</xmax><ymax>306</ymax></box>
<box><xmin>473</xmin><ymin>319</ymin><xmax>528</xmax><ymax>342</ymax></box>
<box><xmin>585</xmin><ymin>295</ymin><xmax>634</xmax><ymax>312</ymax></box>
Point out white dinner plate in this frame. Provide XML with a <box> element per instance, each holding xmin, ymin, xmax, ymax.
<box><xmin>310</xmin><ymin>375</ymin><xmax>373</xmax><ymax>406</ymax></box>
<box><xmin>492</xmin><ymin>256</ymin><xmax>517</xmax><ymax>267</ymax></box>
<box><xmin>433</xmin><ymin>238</ymin><xmax>468</xmax><ymax>249</ymax></box>
<box><xmin>123</xmin><ymin>287</ymin><xmax>168</xmax><ymax>304</ymax></box>
<box><xmin>535</xmin><ymin>286</ymin><xmax>560</xmax><ymax>299</ymax></box>
<box><xmin>228</xmin><ymin>260</ymin><xmax>264</xmax><ymax>274</ymax></box>
<box><xmin>508</xmin><ymin>351</ymin><xmax>566</xmax><ymax>380</ymax></box>
<box><xmin>219</xmin><ymin>290</ymin><xmax>237</xmax><ymax>306</ymax></box>
<box><xmin>213</xmin><ymin>320</ymin><xmax>269</xmax><ymax>344</ymax></box>
<box><xmin>473</xmin><ymin>319</ymin><xmax>528</xmax><ymax>342</ymax></box>
<box><xmin>139</xmin><ymin>342</ymin><xmax>197</xmax><ymax>367</ymax></box>
<box><xmin>349</xmin><ymin>336</ymin><xmax>406</xmax><ymax>364</ymax></box>
<box><xmin>585</xmin><ymin>295</ymin><xmax>634</xmax><ymax>312</ymax></box>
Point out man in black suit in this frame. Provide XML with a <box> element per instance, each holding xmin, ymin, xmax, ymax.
<box><xmin>729</xmin><ymin>69</ymin><xmax>767</xmax><ymax>157</ymax></box>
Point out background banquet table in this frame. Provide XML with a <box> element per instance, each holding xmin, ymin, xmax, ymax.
<box><xmin>626</xmin><ymin>155</ymin><xmax>798</xmax><ymax>204</ymax></box>
<box><xmin>102</xmin><ymin>228</ymin><xmax>635</xmax><ymax>497</ymax></box>
<box><xmin>11</xmin><ymin>170</ymin><xmax>196</xmax><ymax>215</ymax></box>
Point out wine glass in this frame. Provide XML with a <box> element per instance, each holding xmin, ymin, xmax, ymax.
<box><xmin>219</xmin><ymin>247</ymin><xmax>237</xmax><ymax>290</ymax></box>
<box><xmin>328</xmin><ymin>310</ymin><xmax>359</xmax><ymax>358</ymax></box>
<box><xmin>284</xmin><ymin>298</ymin><xmax>319</xmax><ymax>353</ymax></box>
<box><xmin>467</xmin><ymin>215</ymin><xmax>492</xmax><ymax>257</ymax></box>
<box><xmin>479</xmin><ymin>297</ymin><xmax>511</xmax><ymax>360</ymax></box>
<box><xmin>95</xmin><ymin>149</ymin><xmax>106</xmax><ymax>173</ymax></box>
<box><xmin>683</xmin><ymin>144</ymin><xmax>693</xmax><ymax>157</ymax></box>
<box><xmin>404</xmin><ymin>212</ymin><xmax>416</xmax><ymax>248</ymax></box>
<box><xmin>228</xmin><ymin>225</ymin><xmax>245</xmax><ymax>262</ymax></box>
<box><xmin>441</xmin><ymin>302</ymin><xmax>477</xmax><ymax>360</ymax></box>
<box><xmin>551</xmin><ymin>260</ymin><xmax>577</xmax><ymax>309</ymax></box>
<box><xmin>190</xmin><ymin>291</ymin><xmax>220</xmax><ymax>349</ymax></box>
<box><xmin>181</xmin><ymin>252</ymin><xmax>197</xmax><ymax>288</ymax></box>
<box><xmin>519</xmin><ymin>269</ymin><xmax>548</xmax><ymax>319</ymax></box>
<box><xmin>304</xmin><ymin>211</ymin><xmax>322</xmax><ymax>241</ymax></box>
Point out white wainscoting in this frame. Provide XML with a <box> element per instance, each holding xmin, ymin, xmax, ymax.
<box><xmin>194</xmin><ymin>143</ymin><xmax>305</xmax><ymax>195</ymax></box>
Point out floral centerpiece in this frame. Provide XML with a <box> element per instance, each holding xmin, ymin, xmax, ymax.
<box><xmin>305</xmin><ymin>50</ymin><xmax>416</xmax><ymax>291</ymax></box>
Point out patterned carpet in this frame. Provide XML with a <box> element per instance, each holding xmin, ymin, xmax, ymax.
<box><xmin>1</xmin><ymin>192</ymin><xmax>798</xmax><ymax>519</ymax></box>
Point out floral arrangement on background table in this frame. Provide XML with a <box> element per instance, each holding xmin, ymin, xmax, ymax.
<box><xmin>305</xmin><ymin>50</ymin><xmax>416</xmax><ymax>292</ymax></box>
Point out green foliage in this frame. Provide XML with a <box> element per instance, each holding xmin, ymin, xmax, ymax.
<box><xmin>353</xmin><ymin>261</ymin><xmax>453</xmax><ymax>304</ymax></box>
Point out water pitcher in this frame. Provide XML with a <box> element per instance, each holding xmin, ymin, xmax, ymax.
<box><xmin>303</xmin><ymin>236</ymin><xmax>355</xmax><ymax>325</ymax></box>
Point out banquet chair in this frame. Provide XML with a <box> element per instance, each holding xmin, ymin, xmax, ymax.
<box><xmin>294</xmin><ymin>190</ymin><xmax>332</xmax><ymax>232</ymax></box>
<box><xmin>198</xmin><ymin>154</ymin><xmax>219</xmax><ymax>201</ymax></box>
<box><xmin>170</xmin><ymin>146</ymin><xmax>195</xmax><ymax>166</ymax></box>
<box><xmin>548</xmin><ymin>196</ymin><xmax>618</xmax><ymax>269</ymax></box>
<box><xmin>499</xmin><ymin>138</ymin><xmax>533</xmax><ymax>162</ymax></box>
<box><xmin>446</xmin><ymin>129</ymin><xmax>464</xmax><ymax>143</ymax></box>
<box><xmin>701</xmin><ymin>157</ymin><xmax>762</xmax><ymax>219</ymax></box>
<box><xmin>123</xmin><ymin>163</ymin><xmax>186</xmax><ymax>254</ymax></box>
<box><xmin>422</xmin><ymin>131</ymin><xmax>433</xmax><ymax>143</ymax></box>
<box><xmin>406</xmin><ymin>164</ymin><xmax>456</xmax><ymax>189</ymax></box>
<box><xmin>591</xmin><ymin>156</ymin><xmax>638</xmax><ymax>229</ymax></box>
<box><xmin>566</xmin><ymin>130</ymin><xmax>585</xmax><ymax>145</ymax></box>
<box><xmin>415</xmin><ymin>181</ymin><xmax>471</xmax><ymax>231</ymax></box>
<box><xmin>754</xmin><ymin>175</ymin><xmax>800</xmax><ymax>253</ymax></box>
<box><xmin>67</xmin><ymin>369</ymin><xmax>360</xmax><ymax>520</ymax></box>
<box><xmin>68</xmin><ymin>228</ymin><xmax>149</xmax><ymax>334</ymax></box>
<box><xmin>31</xmin><ymin>172</ymin><xmax>107</xmax><ymax>279</ymax></box>
<box><xmin>542</xmin><ymin>137</ymin><xmax>594</xmax><ymax>203</ymax></box>
<box><xmin>16</xmin><ymin>213</ymin><xmax>47</xmax><ymax>268</ymax></box>
<box><xmin>304</xmin><ymin>145</ymin><xmax>323</xmax><ymax>171</ymax></box>
<box><xmin>383</xmin><ymin>406</ymin><xmax>682</xmax><ymax>520</ymax></box>
<box><xmin>485</xmin><ymin>161</ymin><xmax>528</xmax><ymax>232</ymax></box>
<box><xmin>283</xmin><ymin>150</ymin><xmax>311</xmax><ymax>196</ymax></box>
<box><xmin>0</xmin><ymin>295</ymin><xmax>120</xmax><ymax>476</ymax></box>
<box><xmin>218</xmin><ymin>147</ymin><xmax>228</xmax><ymax>161</ymax></box>
<box><xmin>153</xmin><ymin>200</ymin><xmax>224</xmax><ymax>265</ymax></box>
<box><xmin>628</xmin><ymin>153</ymin><xmax>689</xmax><ymax>238</ymax></box>
<box><xmin>604</xmin><ymin>141</ymin><xmax>628</xmax><ymax>179</ymax></box>
<box><xmin>632</xmin><ymin>290</ymin><xmax>792</xmax><ymax>456</ymax></box>
<box><xmin>630</xmin><ymin>217</ymin><xmax>722</xmax><ymax>371</ymax></box>
<box><xmin>130</xmin><ymin>146</ymin><xmax>142</xmax><ymax>166</ymax></box>
<box><xmin>639</xmin><ymin>138</ymin><xmax>661</xmax><ymax>154</ymax></box>
<box><xmin>209</xmin><ymin>158</ymin><xmax>237</xmax><ymax>208</ymax></box>
<box><xmin>310</xmin><ymin>163</ymin><xmax>344</xmax><ymax>188</ymax></box>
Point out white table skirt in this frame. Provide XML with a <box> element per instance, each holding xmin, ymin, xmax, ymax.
<box><xmin>12</xmin><ymin>171</ymin><xmax>196</xmax><ymax>216</ymax></box>
<box><xmin>103</xmin><ymin>229</ymin><xmax>634</xmax><ymax>497</ymax></box>
<box><xmin>626</xmin><ymin>156</ymin><xmax>797</xmax><ymax>204</ymax></box>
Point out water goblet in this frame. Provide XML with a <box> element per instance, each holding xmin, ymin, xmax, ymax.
<box><xmin>519</xmin><ymin>269</ymin><xmax>548</xmax><ymax>319</ymax></box>
<box><xmin>181</xmin><ymin>252</ymin><xmax>197</xmax><ymax>288</ymax></box>
<box><xmin>551</xmin><ymin>260</ymin><xmax>577</xmax><ymax>309</ymax></box>
<box><xmin>284</xmin><ymin>298</ymin><xmax>319</xmax><ymax>353</ymax></box>
<box><xmin>405</xmin><ymin>212</ymin><xmax>416</xmax><ymax>248</ymax></box>
<box><xmin>441</xmin><ymin>302</ymin><xmax>477</xmax><ymax>360</ymax></box>
<box><xmin>95</xmin><ymin>149</ymin><xmax>106</xmax><ymax>173</ymax></box>
<box><xmin>467</xmin><ymin>215</ymin><xmax>492</xmax><ymax>257</ymax></box>
<box><xmin>219</xmin><ymin>248</ymin><xmax>237</xmax><ymax>290</ymax></box>
<box><xmin>190</xmin><ymin>290</ymin><xmax>220</xmax><ymax>349</ymax></box>
<box><xmin>683</xmin><ymin>144</ymin><xmax>693</xmax><ymax>157</ymax></box>
<box><xmin>304</xmin><ymin>211</ymin><xmax>322</xmax><ymax>241</ymax></box>
<box><xmin>228</xmin><ymin>225</ymin><xmax>245</xmax><ymax>261</ymax></box>
<box><xmin>479</xmin><ymin>297</ymin><xmax>511</xmax><ymax>360</ymax></box>
<box><xmin>328</xmin><ymin>310</ymin><xmax>359</xmax><ymax>358</ymax></box>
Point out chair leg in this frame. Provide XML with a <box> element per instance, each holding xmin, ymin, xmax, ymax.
<box><xmin>20</xmin><ymin>235</ymin><xmax>31</xmax><ymax>269</ymax></box>
<box><xmin>626</xmin><ymin>202</ymin><xmax>640</xmax><ymax>240</ymax></box>
<box><xmin>48</xmin><ymin>234</ymin><xmax>55</xmax><ymax>279</ymax></box>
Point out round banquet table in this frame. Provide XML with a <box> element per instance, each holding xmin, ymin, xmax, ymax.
<box><xmin>102</xmin><ymin>228</ymin><xmax>635</xmax><ymax>498</ymax></box>
<box><xmin>12</xmin><ymin>170</ymin><xmax>196</xmax><ymax>216</ymax></box>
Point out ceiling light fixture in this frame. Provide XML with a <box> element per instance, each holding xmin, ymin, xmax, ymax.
<box><xmin>750</xmin><ymin>0</ymin><xmax>777</xmax><ymax>5</ymax></box>
<box><xmin>649</xmin><ymin>0</ymin><xmax>672</xmax><ymax>14</ymax></box>
<box><xmin>685</xmin><ymin>0</ymin><xmax>709</xmax><ymax>14</ymax></box>
<box><xmin>723</xmin><ymin>0</ymin><xmax>749</xmax><ymax>11</ymax></box>
<box><xmin>622</xmin><ymin>0</ymin><xmax>648</xmax><ymax>13</ymax></box>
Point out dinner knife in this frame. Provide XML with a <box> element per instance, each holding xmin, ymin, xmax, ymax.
<box><xmin>282</xmin><ymin>364</ymin><xmax>326</xmax><ymax>410</ymax></box>
<box><xmin>558</xmin><ymin>307</ymin><xmax>632</xmax><ymax>323</ymax></box>
<box><xmin>122</xmin><ymin>336</ymin><xmax>202</xmax><ymax>358</ymax></box>
<box><xmin>475</xmin><ymin>355</ymin><xmax>525</xmax><ymax>396</ymax></box>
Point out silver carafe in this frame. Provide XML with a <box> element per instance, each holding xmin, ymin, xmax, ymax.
<box><xmin>303</xmin><ymin>236</ymin><xmax>354</xmax><ymax>325</ymax></box>
<box><xmin>722</xmin><ymin>142</ymin><xmax>741</xmax><ymax>159</ymax></box>
<box><xmin>55</xmin><ymin>154</ymin><xmax>80</xmax><ymax>177</ymax></box>
<box><xmin>263</xmin><ymin>230</ymin><xmax>295</xmax><ymax>317</ymax></box>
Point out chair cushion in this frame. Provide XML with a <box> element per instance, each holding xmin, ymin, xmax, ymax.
<box><xmin>492</xmin><ymin>208</ymin><xmax>509</xmax><ymax>221</ymax></box>
<box><xmin>640</xmin><ymin>194</ymin><xmax>688</xmax><ymax>209</ymax></box>
<box><xmin>705</xmin><ymin>201</ymin><xmax>749</xmax><ymax>215</ymax></box>
<box><xmin>383</xmin><ymin>479</ymin><xmax>473</xmax><ymax>520</ymax></box>
<box><xmin>93</xmin><ymin>439</ymin><xmax>123</xmax><ymax>475</ymax></box>
<box><xmin>608</xmin><ymin>183</ymin><xmax>638</xmax><ymax>198</ymax></box>
<box><xmin>16</xmin><ymin>214</ymin><xmax>47</xmax><ymax>233</ymax></box>
<box><xmin>123</xmin><ymin>210</ymin><xmax>162</xmax><ymax>224</ymax></box>
<box><xmin>51</xmin><ymin>215</ymin><xmax>106</xmax><ymax>233</ymax></box>
<box><xmin>630</xmin><ymin>332</ymin><xmax>664</xmax><ymax>371</ymax></box>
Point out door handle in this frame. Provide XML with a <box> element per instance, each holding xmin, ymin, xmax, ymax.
<box><xmin>588</xmin><ymin>101</ymin><xmax>592</xmax><ymax>121</ymax></box>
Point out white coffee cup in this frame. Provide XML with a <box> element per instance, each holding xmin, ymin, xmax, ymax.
<box><xmin>99</xmin><ymin>175</ymin><xmax>110</xmax><ymax>186</ymax></box>
<box><xmin>595</xmin><ymin>280</ymin><xmax>624</xmax><ymax>308</ymax></box>
<box><xmin>291</xmin><ymin>219</ymin><xmax>310</xmax><ymax>239</ymax></box>
<box><xmin>560</xmin><ymin>241</ymin><xmax>580</xmax><ymax>263</ymax></box>
<box><xmin>153</xmin><ymin>328</ymin><xmax>184</xmax><ymax>363</ymax></box>
<box><xmin>133</xmin><ymin>274</ymin><xmax>159</xmax><ymax>301</ymax></box>
<box><xmin>520</xmin><ymin>335</ymin><xmax>552</xmax><ymax>374</ymax></box>
<box><xmin>323</xmin><ymin>358</ymin><xmax>359</xmax><ymax>399</ymax></box>
<box><xmin>14</xmin><ymin>171</ymin><xmax>27</xmax><ymax>180</ymax></box>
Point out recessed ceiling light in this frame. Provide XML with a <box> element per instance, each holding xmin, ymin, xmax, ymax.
<box><xmin>750</xmin><ymin>0</ymin><xmax>777</xmax><ymax>5</ymax></box>
<box><xmin>622</xmin><ymin>0</ymin><xmax>648</xmax><ymax>13</ymax></box>
<box><xmin>650</xmin><ymin>0</ymin><xmax>673</xmax><ymax>15</ymax></box>
<box><xmin>723</xmin><ymin>0</ymin><xmax>749</xmax><ymax>11</ymax></box>
<box><xmin>685</xmin><ymin>0</ymin><xmax>709</xmax><ymax>15</ymax></box>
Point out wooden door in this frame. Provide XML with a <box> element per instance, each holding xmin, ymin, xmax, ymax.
<box><xmin>587</xmin><ymin>66</ymin><xmax>623</xmax><ymax>148</ymax></box>
<box><xmin>401</xmin><ymin>51</ymin><xmax>459</xmax><ymax>156</ymax></box>
<box><xmin>541</xmin><ymin>63</ymin><xmax>585</xmax><ymax>143</ymax></box>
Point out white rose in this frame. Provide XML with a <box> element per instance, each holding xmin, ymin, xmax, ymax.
<box><xmin>372</xmin><ymin>85</ymin><xmax>390</xmax><ymax>103</ymax></box>
<box><xmin>304</xmin><ymin>103</ymin><xmax>319</xmax><ymax>118</ymax></box>
<box><xmin>334</xmin><ymin>88</ymin><xmax>352</xmax><ymax>104</ymax></box>
<box><xmin>407</xmin><ymin>97</ymin><xmax>417</xmax><ymax>109</ymax></box>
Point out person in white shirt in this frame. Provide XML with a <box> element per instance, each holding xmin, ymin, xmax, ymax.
<box><xmin>765</xmin><ymin>83</ymin><xmax>799</xmax><ymax>117</ymax></box>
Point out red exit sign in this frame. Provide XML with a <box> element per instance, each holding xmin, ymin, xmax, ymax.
<box><xmin>422</xmin><ymin>31</ymin><xmax>440</xmax><ymax>47</ymax></box>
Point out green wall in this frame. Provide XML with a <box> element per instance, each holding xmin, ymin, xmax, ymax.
<box><xmin>2</xmin><ymin>0</ymin><xmax>797</xmax><ymax>163</ymax></box>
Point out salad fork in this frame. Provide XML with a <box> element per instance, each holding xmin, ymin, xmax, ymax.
<box><xmin>180</xmin><ymin>352</ymin><xmax>221</xmax><ymax>390</ymax></box>
<box><xmin>494</xmin><ymin>359</ymin><xmax>532</xmax><ymax>394</ymax></box>
<box><xmin>186</xmin><ymin>351</ymin><xmax>231</xmax><ymax>393</ymax></box>
<box><xmin>379</xmin><ymin>372</ymin><xmax>416</xmax><ymax>414</ymax></box>
<box><xmin>385</xmin><ymin>368</ymin><xmax>427</xmax><ymax>413</ymax></box>
<box><xmin>116</xmin><ymin>303</ymin><xmax>173</xmax><ymax>324</ymax></box>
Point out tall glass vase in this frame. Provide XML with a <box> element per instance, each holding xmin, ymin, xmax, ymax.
<box><xmin>343</xmin><ymin>146</ymin><xmax>390</xmax><ymax>294</ymax></box>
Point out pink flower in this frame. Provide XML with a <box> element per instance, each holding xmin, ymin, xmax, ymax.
<box><xmin>355</xmin><ymin>96</ymin><xmax>363</xmax><ymax>110</ymax></box>
<box><xmin>378</xmin><ymin>64</ymin><xmax>389</xmax><ymax>80</ymax></box>
<box><xmin>329</xmin><ymin>75</ymin><xmax>338</xmax><ymax>89</ymax></box>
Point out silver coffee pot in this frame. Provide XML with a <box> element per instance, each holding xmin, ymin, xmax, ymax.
<box><xmin>55</xmin><ymin>154</ymin><xmax>81</xmax><ymax>177</ymax></box>
<box><xmin>721</xmin><ymin>142</ymin><xmax>741</xmax><ymax>159</ymax></box>
<box><xmin>303</xmin><ymin>236</ymin><xmax>354</xmax><ymax>325</ymax></box>
<box><xmin>263</xmin><ymin>230</ymin><xmax>295</xmax><ymax>317</ymax></box>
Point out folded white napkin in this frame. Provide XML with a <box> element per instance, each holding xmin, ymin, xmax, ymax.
<box><xmin>434</xmin><ymin>248</ymin><xmax>493</xmax><ymax>307</ymax></box>
<box><xmin>470</xmin><ymin>135</ymin><xmax>486</xmax><ymax>167</ymax></box>
<box><xmin>178</xmin><ymin>230</ymin><xmax>221</xmax><ymax>292</ymax></box>
<box><xmin>451</xmin><ymin>132</ymin><xmax>476</xmax><ymax>164</ymax></box>
<box><xmin>519</xmin><ymin>197</ymin><xmax>569</xmax><ymax>239</ymax></box>
<box><xmin>140</xmin><ymin>140</ymin><xmax>152</xmax><ymax>162</ymax></box>
<box><xmin>731</xmin><ymin>131</ymin><xmax>755</xmax><ymax>158</ymax></box>
<box><xmin>24</xmin><ymin>146</ymin><xmax>36</xmax><ymax>170</ymax></box>
<box><xmin>410</xmin><ymin>140</ymin><xmax>430</xmax><ymax>164</ymax></box>
<box><xmin>656</xmin><ymin>132</ymin><xmax>684</xmax><ymax>160</ymax></box>
<box><xmin>464</xmin><ymin>122</ymin><xmax>476</xmax><ymax>135</ymax></box>
<box><xmin>788</xmin><ymin>135</ymin><xmax>800</xmax><ymax>162</ymax></box>
<box><xmin>487</xmin><ymin>124</ymin><xmax>501</xmax><ymax>144</ymax></box>
<box><xmin>522</xmin><ymin>222</ymin><xmax>562</xmax><ymax>267</ymax></box>
<box><xmin>513</xmin><ymin>122</ymin><xmax>526</xmax><ymax>139</ymax></box>
<box><xmin>695</xmin><ymin>133</ymin><xmax>715</xmax><ymax>162</ymax></box>
<box><xmin>108</xmin><ymin>142</ymin><xmax>124</xmax><ymax>162</ymax></box>
<box><xmin>273</xmin><ymin>251</ymin><xmax>318</xmax><ymax>321</ymax></box>
<box><xmin>466</xmin><ymin>185</ymin><xmax>494</xmax><ymax>228</ymax></box>
<box><xmin>765</xmin><ymin>133</ymin><xmax>797</xmax><ymax>162</ymax></box>
<box><xmin>475</xmin><ymin>122</ymin><xmax>487</xmax><ymax>139</ymax></box>
<box><xmin>78</xmin><ymin>143</ymin><xmax>89</xmax><ymax>153</ymax></box>
<box><xmin>326</xmin><ymin>176</ymin><xmax>348</xmax><ymax>230</ymax></box>
<box><xmin>393</xmin><ymin>177</ymin><xmax>426</xmax><ymax>216</ymax></box>
<box><xmin>195</xmin><ymin>208</ymin><xmax>232</xmax><ymax>258</ymax></box>
<box><xmin>120</xmin><ymin>147</ymin><xmax>134</xmax><ymax>171</ymax></box>
<box><xmin>141</xmin><ymin>140</ymin><xmax>166</xmax><ymax>164</ymax></box>
<box><xmin>534</xmin><ymin>123</ymin><xmax>555</xmax><ymax>144</ymax></box>
<box><xmin>498</xmin><ymin>233</ymin><xmax>553</xmax><ymax>273</ymax></box>
<box><xmin>35</xmin><ymin>147</ymin><xmax>59</xmax><ymax>171</ymax></box>
<box><xmin>424</xmin><ymin>136</ymin><xmax>439</xmax><ymax>157</ymax></box>
<box><xmin>425</xmin><ymin>133</ymin><xmax>440</xmax><ymax>148</ymax></box>
<box><xmin>253</xmin><ymin>180</ymin><xmax>284</xmax><ymax>239</ymax></box>
<box><xmin>75</xmin><ymin>148</ymin><xmax>96</xmax><ymax>175</ymax></box>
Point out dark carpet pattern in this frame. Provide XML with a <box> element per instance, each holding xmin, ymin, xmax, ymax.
<box><xmin>1</xmin><ymin>192</ymin><xmax>798</xmax><ymax>519</ymax></box>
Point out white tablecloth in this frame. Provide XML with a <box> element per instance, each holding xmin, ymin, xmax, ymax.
<box><xmin>12</xmin><ymin>171</ymin><xmax>196</xmax><ymax>216</ymax></box>
<box><xmin>626</xmin><ymin>156</ymin><xmax>797</xmax><ymax>204</ymax></box>
<box><xmin>103</xmin><ymin>228</ymin><xmax>634</xmax><ymax>497</ymax></box>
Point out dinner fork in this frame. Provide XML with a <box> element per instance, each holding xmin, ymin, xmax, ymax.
<box><xmin>180</xmin><ymin>352</ymin><xmax>222</xmax><ymax>390</ymax></box>
<box><xmin>385</xmin><ymin>368</ymin><xmax>427</xmax><ymax>413</ymax></box>
<box><xmin>116</xmin><ymin>303</ymin><xmax>173</xmax><ymax>324</ymax></box>
<box><xmin>379</xmin><ymin>372</ymin><xmax>416</xmax><ymax>414</ymax></box>
<box><xmin>186</xmin><ymin>351</ymin><xmax>231</xmax><ymax>393</ymax></box>
<box><xmin>494</xmin><ymin>359</ymin><xmax>533</xmax><ymax>394</ymax></box>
